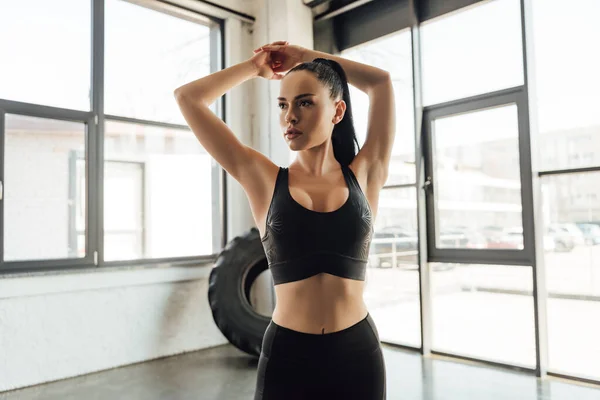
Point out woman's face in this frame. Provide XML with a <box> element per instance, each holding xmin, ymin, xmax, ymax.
<box><xmin>278</xmin><ymin>70</ymin><xmax>345</xmax><ymax>151</ymax></box>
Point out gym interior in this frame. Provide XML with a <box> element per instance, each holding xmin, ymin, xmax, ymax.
<box><xmin>1</xmin><ymin>0</ymin><xmax>600</xmax><ymax>398</ymax></box>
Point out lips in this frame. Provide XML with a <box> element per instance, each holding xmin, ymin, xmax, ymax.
<box><xmin>285</xmin><ymin>127</ymin><xmax>302</xmax><ymax>135</ymax></box>
<box><xmin>285</xmin><ymin>127</ymin><xmax>302</xmax><ymax>140</ymax></box>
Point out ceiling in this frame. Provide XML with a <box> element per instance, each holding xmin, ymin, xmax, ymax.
<box><xmin>303</xmin><ymin>0</ymin><xmax>378</xmax><ymax>20</ymax></box>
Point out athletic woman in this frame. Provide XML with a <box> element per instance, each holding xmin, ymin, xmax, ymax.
<box><xmin>174</xmin><ymin>40</ymin><xmax>395</xmax><ymax>400</ymax></box>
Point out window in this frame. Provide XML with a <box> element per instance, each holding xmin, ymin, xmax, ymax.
<box><xmin>432</xmin><ymin>104</ymin><xmax>523</xmax><ymax>250</ymax></box>
<box><xmin>541</xmin><ymin>171</ymin><xmax>600</xmax><ymax>381</ymax></box>
<box><xmin>104</xmin><ymin>121</ymin><xmax>214</xmax><ymax>261</ymax></box>
<box><xmin>342</xmin><ymin>29</ymin><xmax>416</xmax><ymax>186</ymax></box>
<box><xmin>1</xmin><ymin>0</ymin><xmax>222</xmax><ymax>271</ymax></box>
<box><xmin>342</xmin><ymin>30</ymin><xmax>420</xmax><ymax>348</ymax></box>
<box><xmin>365</xmin><ymin>187</ymin><xmax>421</xmax><ymax>347</ymax></box>
<box><xmin>4</xmin><ymin>114</ymin><xmax>86</xmax><ymax>261</ymax></box>
<box><xmin>531</xmin><ymin>1</ymin><xmax>600</xmax><ymax>380</ymax></box>
<box><xmin>0</xmin><ymin>0</ymin><xmax>91</xmax><ymax>110</ymax></box>
<box><xmin>431</xmin><ymin>263</ymin><xmax>536</xmax><ymax>368</ymax></box>
<box><xmin>105</xmin><ymin>0</ymin><xmax>213</xmax><ymax>124</ymax></box>
<box><xmin>531</xmin><ymin>0</ymin><xmax>600</xmax><ymax>171</ymax></box>
<box><xmin>421</xmin><ymin>0</ymin><xmax>524</xmax><ymax>106</ymax></box>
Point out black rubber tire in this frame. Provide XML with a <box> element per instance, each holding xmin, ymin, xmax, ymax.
<box><xmin>208</xmin><ymin>227</ymin><xmax>271</xmax><ymax>358</ymax></box>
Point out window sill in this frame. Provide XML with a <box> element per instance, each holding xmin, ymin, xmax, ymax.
<box><xmin>0</xmin><ymin>260</ymin><xmax>216</xmax><ymax>299</ymax></box>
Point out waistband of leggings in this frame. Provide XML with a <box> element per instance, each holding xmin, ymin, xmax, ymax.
<box><xmin>271</xmin><ymin>312</ymin><xmax>372</xmax><ymax>340</ymax></box>
<box><xmin>263</xmin><ymin>313</ymin><xmax>379</xmax><ymax>358</ymax></box>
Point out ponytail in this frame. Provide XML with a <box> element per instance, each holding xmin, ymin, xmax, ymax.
<box><xmin>287</xmin><ymin>58</ymin><xmax>360</xmax><ymax>167</ymax></box>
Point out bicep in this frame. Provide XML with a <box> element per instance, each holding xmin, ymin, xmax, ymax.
<box><xmin>175</xmin><ymin>94</ymin><xmax>255</xmax><ymax>182</ymax></box>
<box><xmin>175</xmin><ymin>94</ymin><xmax>277</xmax><ymax>202</ymax></box>
<box><xmin>354</xmin><ymin>76</ymin><xmax>396</xmax><ymax>189</ymax></box>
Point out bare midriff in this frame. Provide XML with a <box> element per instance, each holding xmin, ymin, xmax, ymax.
<box><xmin>271</xmin><ymin>272</ymin><xmax>369</xmax><ymax>334</ymax></box>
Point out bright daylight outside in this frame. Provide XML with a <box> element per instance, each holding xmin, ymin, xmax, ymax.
<box><xmin>1</xmin><ymin>0</ymin><xmax>600</xmax><ymax>396</ymax></box>
<box><xmin>343</xmin><ymin>0</ymin><xmax>600</xmax><ymax>381</ymax></box>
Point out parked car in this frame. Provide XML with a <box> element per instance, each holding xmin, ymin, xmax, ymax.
<box><xmin>466</xmin><ymin>226</ymin><xmax>555</xmax><ymax>251</ymax></box>
<box><xmin>465</xmin><ymin>231</ymin><xmax>488</xmax><ymax>249</ymax></box>
<box><xmin>546</xmin><ymin>224</ymin><xmax>576</xmax><ymax>252</ymax></box>
<box><xmin>553</xmin><ymin>223</ymin><xmax>585</xmax><ymax>247</ymax></box>
<box><xmin>575</xmin><ymin>223</ymin><xmax>600</xmax><ymax>245</ymax></box>
<box><xmin>368</xmin><ymin>227</ymin><xmax>418</xmax><ymax>268</ymax></box>
<box><xmin>488</xmin><ymin>227</ymin><xmax>524</xmax><ymax>249</ymax></box>
<box><xmin>438</xmin><ymin>229</ymin><xmax>469</xmax><ymax>248</ymax></box>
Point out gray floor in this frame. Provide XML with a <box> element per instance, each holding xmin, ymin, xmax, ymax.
<box><xmin>1</xmin><ymin>344</ymin><xmax>599</xmax><ymax>400</ymax></box>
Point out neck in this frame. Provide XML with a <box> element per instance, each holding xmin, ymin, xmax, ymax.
<box><xmin>293</xmin><ymin>139</ymin><xmax>340</xmax><ymax>177</ymax></box>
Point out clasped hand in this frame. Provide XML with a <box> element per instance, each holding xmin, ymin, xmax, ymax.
<box><xmin>250</xmin><ymin>41</ymin><xmax>307</xmax><ymax>80</ymax></box>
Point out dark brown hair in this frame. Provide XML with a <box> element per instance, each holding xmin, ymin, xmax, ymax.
<box><xmin>286</xmin><ymin>58</ymin><xmax>360</xmax><ymax>167</ymax></box>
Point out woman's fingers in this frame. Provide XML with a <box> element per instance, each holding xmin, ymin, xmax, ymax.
<box><xmin>253</xmin><ymin>40</ymin><xmax>288</xmax><ymax>53</ymax></box>
<box><xmin>266</xmin><ymin>40</ymin><xmax>288</xmax><ymax>48</ymax></box>
<box><xmin>262</xmin><ymin>45</ymin><xmax>282</xmax><ymax>51</ymax></box>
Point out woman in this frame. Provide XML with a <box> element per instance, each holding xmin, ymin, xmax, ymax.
<box><xmin>174</xmin><ymin>40</ymin><xmax>395</xmax><ymax>400</ymax></box>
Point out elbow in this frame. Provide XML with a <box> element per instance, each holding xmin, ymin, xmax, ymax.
<box><xmin>174</xmin><ymin>87</ymin><xmax>208</xmax><ymax>107</ymax></box>
<box><xmin>174</xmin><ymin>81</ymin><xmax>194</xmax><ymax>100</ymax></box>
<box><xmin>368</xmin><ymin>72</ymin><xmax>392</xmax><ymax>95</ymax></box>
<box><xmin>173</xmin><ymin>87</ymin><xmax>185</xmax><ymax>101</ymax></box>
<box><xmin>376</xmin><ymin>71</ymin><xmax>392</xmax><ymax>86</ymax></box>
<box><xmin>174</xmin><ymin>88</ymin><xmax>194</xmax><ymax>106</ymax></box>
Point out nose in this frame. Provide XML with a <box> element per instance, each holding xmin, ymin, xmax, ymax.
<box><xmin>285</xmin><ymin>110</ymin><xmax>298</xmax><ymax>124</ymax></box>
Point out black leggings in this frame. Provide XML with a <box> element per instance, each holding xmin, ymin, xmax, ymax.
<box><xmin>254</xmin><ymin>313</ymin><xmax>386</xmax><ymax>400</ymax></box>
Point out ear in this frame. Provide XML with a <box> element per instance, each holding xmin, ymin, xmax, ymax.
<box><xmin>332</xmin><ymin>99</ymin><xmax>346</xmax><ymax>125</ymax></box>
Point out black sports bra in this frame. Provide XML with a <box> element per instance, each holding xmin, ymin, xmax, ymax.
<box><xmin>260</xmin><ymin>164</ymin><xmax>374</xmax><ymax>285</ymax></box>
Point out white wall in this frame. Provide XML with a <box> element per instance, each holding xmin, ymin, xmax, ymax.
<box><xmin>0</xmin><ymin>266</ymin><xmax>221</xmax><ymax>392</ymax></box>
<box><xmin>0</xmin><ymin>0</ymin><xmax>314</xmax><ymax>393</ymax></box>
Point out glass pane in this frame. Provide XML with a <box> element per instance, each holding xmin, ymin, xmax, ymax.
<box><xmin>431</xmin><ymin>263</ymin><xmax>536</xmax><ymax>368</ymax></box>
<box><xmin>542</xmin><ymin>172</ymin><xmax>600</xmax><ymax>380</ymax></box>
<box><xmin>4</xmin><ymin>114</ymin><xmax>86</xmax><ymax>261</ymax></box>
<box><xmin>104</xmin><ymin>120</ymin><xmax>213</xmax><ymax>261</ymax></box>
<box><xmin>342</xmin><ymin>29</ymin><xmax>416</xmax><ymax>186</ymax></box>
<box><xmin>104</xmin><ymin>162</ymin><xmax>144</xmax><ymax>260</ymax></box>
<box><xmin>433</xmin><ymin>104</ymin><xmax>523</xmax><ymax>249</ymax></box>
<box><xmin>531</xmin><ymin>0</ymin><xmax>600</xmax><ymax>171</ymax></box>
<box><xmin>105</xmin><ymin>0</ymin><xmax>212</xmax><ymax>124</ymax></box>
<box><xmin>75</xmin><ymin>159</ymin><xmax>86</xmax><ymax>257</ymax></box>
<box><xmin>365</xmin><ymin>187</ymin><xmax>421</xmax><ymax>347</ymax></box>
<box><xmin>421</xmin><ymin>0</ymin><xmax>524</xmax><ymax>106</ymax></box>
<box><xmin>0</xmin><ymin>0</ymin><xmax>91</xmax><ymax>110</ymax></box>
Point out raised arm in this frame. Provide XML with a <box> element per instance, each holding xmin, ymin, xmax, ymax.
<box><xmin>174</xmin><ymin>60</ymin><xmax>261</xmax><ymax>184</ymax></box>
<box><xmin>173</xmin><ymin>44</ymin><xmax>286</xmax><ymax>188</ymax></box>
<box><xmin>305</xmin><ymin>49</ymin><xmax>395</xmax><ymax>189</ymax></box>
<box><xmin>260</xmin><ymin>44</ymin><xmax>396</xmax><ymax>189</ymax></box>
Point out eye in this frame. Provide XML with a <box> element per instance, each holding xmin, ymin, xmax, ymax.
<box><xmin>278</xmin><ymin>100</ymin><xmax>312</xmax><ymax>110</ymax></box>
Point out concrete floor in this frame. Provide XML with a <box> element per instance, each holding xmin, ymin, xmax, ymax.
<box><xmin>1</xmin><ymin>344</ymin><xmax>599</xmax><ymax>400</ymax></box>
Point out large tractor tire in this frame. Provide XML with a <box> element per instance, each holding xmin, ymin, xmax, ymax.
<box><xmin>208</xmin><ymin>228</ymin><xmax>271</xmax><ymax>358</ymax></box>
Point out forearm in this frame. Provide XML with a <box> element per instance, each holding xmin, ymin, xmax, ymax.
<box><xmin>174</xmin><ymin>60</ymin><xmax>258</xmax><ymax>106</ymax></box>
<box><xmin>301</xmin><ymin>49</ymin><xmax>390</xmax><ymax>94</ymax></box>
